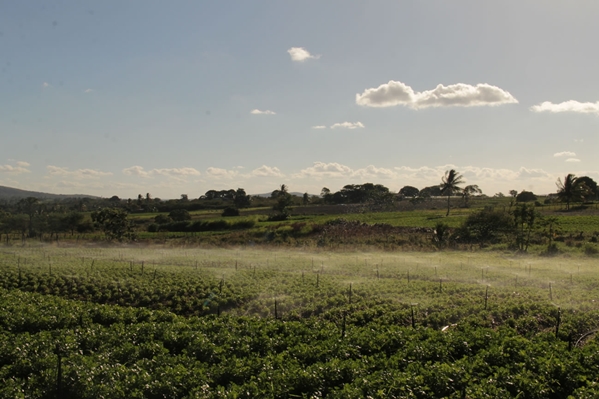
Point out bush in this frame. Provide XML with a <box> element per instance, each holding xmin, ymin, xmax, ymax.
<box><xmin>221</xmin><ymin>207</ymin><xmax>240</xmax><ymax>217</ymax></box>
<box><xmin>584</xmin><ymin>244</ymin><xmax>598</xmax><ymax>256</ymax></box>
<box><xmin>455</xmin><ymin>208</ymin><xmax>514</xmax><ymax>245</ymax></box>
<box><xmin>267</xmin><ymin>213</ymin><xmax>289</xmax><ymax>222</ymax></box>
<box><xmin>516</xmin><ymin>191</ymin><xmax>537</xmax><ymax>203</ymax></box>
<box><xmin>154</xmin><ymin>214</ymin><xmax>172</xmax><ymax>224</ymax></box>
<box><xmin>147</xmin><ymin>223</ymin><xmax>159</xmax><ymax>233</ymax></box>
<box><xmin>168</xmin><ymin>209</ymin><xmax>191</xmax><ymax>222</ymax></box>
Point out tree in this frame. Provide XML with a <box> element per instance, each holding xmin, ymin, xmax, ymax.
<box><xmin>556</xmin><ymin>174</ymin><xmax>589</xmax><ymax>210</ymax></box>
<box><xmin>457</xmin><ymin>208</ymin><xmax>514</xmax><ymax>246</ymax></box>
<box><xmin>462</xmin><ymin>185</ymin><xmax>482</xmax><ymax>207</ymax></box>
<box><xmin>321</xmin><ymin>187</ymin><xmax>333</xmax><ymax>204</ymax></box>
<box><xmin>17</xmin><ymin>197</ymin><xmax>40</xmax><ymax>237</ymax></box>
<box><xmin>233</xmin><ymin>188</ymin><xmax>251</xmax><ymax>209</ymax></box>
<box><xmin>272</xmin><ymin>184</ymin><xmax>293</xmax><ymax>218</ymax></box>
<box><xmin>399</xmin><ymin>186</ymin><xmax>419</xmax><ymax>198</ymax></box>
<box><xmin>91</xmin><ymin>208</ymin><xmax>133</xmax><ymax>241</ymax></box>
<box><xmin>440</xmin><ymin>169</ymin><xmax>465</xmax><ymax>216</ymax></box>
<box><xmin>302</xmin><ymin>192</ymin><xmax>310</xmax><ymax>206</ymax></box>
<box><xmin>577</xmin><ymin>176</ymin><xmax>598</xmax><ymax>201</ymax></box>
<box><xmin>509</xmin><ymin>190</ymin><xmax>518</xmax><ymax>198</ymax></box>
<box><xmin>512</xmin><ymin>203</ymin><xmax>537</xmax><ymax>252</ymax></box>
<box><xmin>516</xmin><ymin>190</ymin><xmax>537</xmax><ymax>203</ymax></box>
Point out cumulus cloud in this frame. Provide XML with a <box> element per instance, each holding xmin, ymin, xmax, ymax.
<box><xmin>356</xmin><ymin>80</ymin><xmax>518</xmax><ymax>109</ymax></box>
<box><xmin>42</xmin><ymin>82</ymin><xmax>51</xmax><ymax>88</ymax></box>
<box><xmin>554</xmin><ymin>151</ymin><xmax>576</xmax><ymax>157</ymax></box>
<box><xmin>311</xmin><ymin>125</ymin><xmax>327</xmax><ymax>129</ymax></box>
<box><xmin>250</xmin><ymin>109</ymin><xmax>276</xmax><ymax>115</ymax></box>
<box><xmin>530</xmin><ymin>100</ymin><xmax>599</xmax><ymax>115</ymax></box>
<box><xmin>293</xmin><ymin>162</ymin><xmax>395</xmax><ymax>180</ymax></box>
<box><xmin>122</xmin><ymin>166</ymin><xmax>200</xmax><ymax>179</ymax></box>
<box><xmin>330</xmin><ymin>121</ymin><xmax>365</xmax><ymax>129</ymax></box>
<box><xmin>0</xmin><ymin>163</ymin><xmax>31</xmax><ymax>174</ymax></box>
<box><xmin>249</xmin><ymin>165</ymin><xmax>284</xmax><ymax>177</ymax></box>
<box><xmin>16</xmin><ymin>161</ymin><xmax>30</xmax><ymax>167</ymax></box>
<box><xmin>206</xmin><ymin>167</ymin><xmax>239</xmax><ymax>179</ymax></box>
<box><xmin>46</xmin><ymin>166</ymin><xmax>113</xmax><ymax>179</ymax></box>
<box><xmin>566</xmin><ymin>158</ymin><xmax>581</xmax><ymax>163</ymax></box>
<box><xmin>84</xmin><ymin>89</ymin><xmax>93</xmax><ymax>93</ymax></box>
<box><xmin>287</xmin><ymin>47</ymin><xmax>320</xmax><ymax>62</ymax></box>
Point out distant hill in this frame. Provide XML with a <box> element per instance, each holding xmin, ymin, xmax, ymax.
<box><xmin>0</xmin><ymin>185</ymin><xmax>99</xmax><ymax>200</ymax></box>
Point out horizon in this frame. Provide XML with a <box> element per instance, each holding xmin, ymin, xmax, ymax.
<box><xmin>1</xmin><ymin>2</ymin><xmax>598</xmax><ymax>199</ymax></box>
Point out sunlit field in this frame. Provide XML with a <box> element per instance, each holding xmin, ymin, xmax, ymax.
<box><xmin>2</xmin><ymin>245</ymin><xmax>599</xmax><ymax>398</ymax></box>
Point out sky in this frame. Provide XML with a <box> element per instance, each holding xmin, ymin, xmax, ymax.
<box><xmin>1</xmin><ymin>1</ymin><xmax>598</xmax><ymax>199</ymax></box>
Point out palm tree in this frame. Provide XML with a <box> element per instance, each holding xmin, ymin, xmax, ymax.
<box><xmin>462</xmin><ymin>185</ymin><xmax>482</xmax><ymax>207</ymax></box>
<box><xmin>440</xmin><ymin>169</ymin><xmax>465</xmax><ymax>216</ymax></box>
<box><xmin>556</xmin><ymin>174</ymin><xmax>589</xmax><ymax>210</ymax></box>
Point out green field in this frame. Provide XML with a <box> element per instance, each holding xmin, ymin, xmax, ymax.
<box><xmin>2</xmin><ymin>245</ymin><xmax>599</xmax><ymax>397</ymax></box>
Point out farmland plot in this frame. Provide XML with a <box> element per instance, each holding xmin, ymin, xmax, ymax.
<box><xmin>1</xmin><ymin>245</ymin><xmax>599</xmax><ymax>398</ymax></box>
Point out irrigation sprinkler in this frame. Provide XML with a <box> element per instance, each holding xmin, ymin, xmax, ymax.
<box><xmin>549</xmin><ymin>283</ymin><xmax>553</xmax><ymax>301</ymax></box>
<box><xmin>555</xmin><ymin>307</ymin><xmax>561</xmax><ymax>338</ymax></box>
<box><xmin>407</xmin><ymin>270</ymin><xmax>410</xmax><ymax>284</ymax></box>
<box><xmin>341</xmin><ymin>312</ymin><xmax>346</xmax><ymax>338</ymax></box>
<box><xmin>316</xmin><ymin>273</ymin><xmax>320</xmax><ymax>288</ymax></box>
<box><xmin>349</xmin><ymin>283</ymin><xmax>352</xmax><ymax>304</ymax></box>
<box><xmin>435</xmin><ymin>266</ymin><xmax>437</xmax><ymax>276</ymax></box>
<box><xmin>376</xmin><ymin>268</ymin><xmax>380</xmax><ymax>279</ymax></box>
<box><xmin>411</xmin><ymin>304</ymin><xmax>416</xmax><ymax>328</ymax></box>
<box><xmin>274</xmin><ymin>298</ymin><xmax>278</xmax><ymax>319</ymax></box>
<box><xmin>55</xmin><ymin>344</ymin><xmax>63</xmax><ymax>397</ymax></box>
<box><xmin>484</xmin><ymin>286</ymin><xmax>489</xmax><ymax>310</ymax></box>
<box><xmin>153</xmin><ymin>269</ymin><xmax>157</xmax><ymax>281</ymax></box>
<box><xmin>141</xmin><ymin>261</ymin><xmax>144</xmax><ymax>275</ymax></box>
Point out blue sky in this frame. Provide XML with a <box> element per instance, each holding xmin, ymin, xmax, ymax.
<box><xmin>1</xmin><ymin>1</ymin><xmax>598</xmax><ymax>199</ymax></box>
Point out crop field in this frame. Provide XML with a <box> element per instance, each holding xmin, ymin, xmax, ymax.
<box><xmin>2</xmin><ymin>245</ymin><xmax>599</xmax><ymax>398</ymax></box>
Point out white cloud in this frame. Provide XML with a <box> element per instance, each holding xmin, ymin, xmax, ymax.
<box><xmin>530</xmin><ymin>100</ymin><xmax>599</xmax><ymax>115</ymax></box>
<box><xmin>46</xmin><ymin>165</ymin><xmax>113</xmax><ymax>179</ymax></box>
<box><xmin>330</xmin><ymin>121</ymin><xmax>365</xmax><ymax>129</ymax></box>
<box><xmin>574</xmin><ymin>139</ymin><xmax>584</xmax><ymax>143</ymax></box>
<box><xmin>249</xmin><ymin>165</ymin><xmax>284</xmax><ymax>177</ymax></box>
<box><xmin>42</xmin><ymin>82</ymin><xmax>51</xmax><ymax>88</ymax></box>
<box><xmin>287</xmin><ymin>47</ymin><xmax>320</xmax><ymax>62</ymax></box>
<box><xmin>356</xmin><ymin>80</ymin><xmax>518</xmax><ymax>109</ymax></box>
<box><xmin>311</xmin><ymin>125</ymin><xmax>327</xmax><ymax>129</ymax></box>
<box><xmin>293</xmin><ymin>162</ymin><xmax>395</xmax><ymax>180</ymax></box>
<box><xmin>554</xmin><ymin>151</ymin><xmax>576</xmax><ymax>157</ymax></box>
<box><xmin>84</xmin><ymin>89</ymin><xmax>93</xmax><ymax>93</ymax></box>
<box><xmin>250</xmin><ymin>109</ymin><xmax>276</xmax><ymax>115</ymax></box>
<box><xmin>566</xmin><ymin>158</ymin><xmax>581</xmax><ymax>163</ymax></box>
<box><xmin>206</xmin><ymin>167</ymin><xmax>239</xmax><ymax>179</ymax></box>
<box><xmin>16</xmin><ymin>161</ymin><xmax>30</xmax><ymax>167</ymax></box>
<box><xmin>0</xmin><ymin>163</ymin><xmax>31</xmax><ymax>174</ymax></box>
<box><xmin>122</xmin><ymin>166</ymin><xmax>200</xmax><ymax>179</ymax></box>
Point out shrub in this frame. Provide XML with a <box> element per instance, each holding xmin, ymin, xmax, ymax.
<box><xmin>221</xmin><ymin>207</ymin><xmax>240</xmax><ymax>217</ymax></box>
<box><xmin>516</xmin><ymin>191</ymin><xmax>537</xmax><ymax>203</ymax></box>
<box><xmin>154</xmin><ymin>214</ymin><xmax>172</xmax><ymax>224</ymax></box>
<box><xmin>168</xmin><ymin>209</ymin><xmax>191</xmax><ymax>222</ymax></box>
<box><xmin>584</xmin><ymin>244</ymin><xmax>598</xmax><ymax>256</ymax></box>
